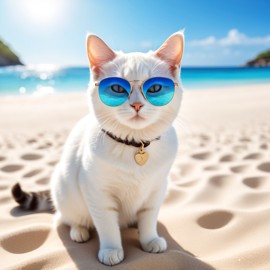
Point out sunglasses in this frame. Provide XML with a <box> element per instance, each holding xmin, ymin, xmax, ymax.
<box><xmin>95</xmin><ymin>77</ymin><xmax>178</xmax><ymax>107</ymax></box>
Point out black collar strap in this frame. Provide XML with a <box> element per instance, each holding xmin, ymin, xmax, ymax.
<box><xmin>101</xmin><ymin>129</ymin><xmax>160</xmax><ymax>148</ymax></box>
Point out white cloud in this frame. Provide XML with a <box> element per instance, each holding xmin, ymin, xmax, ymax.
<box><xmin>189</xmin><ymin>29</ymin><xmax>270</xmax><ymax>47</ymax></box>
<box><xmin>189</xmin><ymin>36</ymin><xmax>216</xmax><ymax>46</ymax></box>
<box><xmin>219</xmin><ymin>29</ymin><xmax>246</xmax><ymax>45</ymax></box>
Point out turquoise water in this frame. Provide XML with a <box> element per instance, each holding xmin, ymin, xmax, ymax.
<box><xmin>0</xmin><ymin>66</ymin><xmax>270</xmax><ymax>96</ymax></box>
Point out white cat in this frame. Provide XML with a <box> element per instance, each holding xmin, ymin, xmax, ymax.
<box><xmin>12</xmin><ymin>31</ymin><xmax>184</xmax><ymax>266</ymax></box>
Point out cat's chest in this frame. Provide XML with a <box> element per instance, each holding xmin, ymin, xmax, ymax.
<box><xmin>82</xmin><ymin>126</ymin><xmax>178</xmax><ymax>191</ymax></box>
<box><xmin>93</xmin><ymin>129</ymin><xmax>177</xmax><ymax>173</ymax></box>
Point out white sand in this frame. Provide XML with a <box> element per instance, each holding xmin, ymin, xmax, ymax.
<box><xmin>0</xmin><ymin>84</ymin><xmax>270</xmax><ymax>270</ymax></box>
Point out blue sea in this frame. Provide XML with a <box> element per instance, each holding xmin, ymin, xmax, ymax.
<box><xmin>0</xmin><ymin>66</ymin><xmax>270</xmax><ymax>96</ymax></box>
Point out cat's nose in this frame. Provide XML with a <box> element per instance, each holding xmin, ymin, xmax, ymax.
<box><xmin>130</xmin><ymin>102</ymin><xmax>143</xmax><ymax>112</ymax></box>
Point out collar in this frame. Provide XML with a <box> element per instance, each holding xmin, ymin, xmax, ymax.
<box><xmin>101</xmin><ymin>129</ymin><xmax>160</xmax><ymax>148</ymax></box>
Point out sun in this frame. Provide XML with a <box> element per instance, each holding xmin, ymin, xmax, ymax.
<box><xmin>19</xmin><ymin>0</ymin><xmax>64</xmax><ymax>24</ymax></box>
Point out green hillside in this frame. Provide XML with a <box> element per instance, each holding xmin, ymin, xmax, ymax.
<box><xmin>246</xmin><ymin>49</ymin><xmax>270</xmax><ymax>67</ymax></box>
<box><xmin>0</xmin><ymin>39</ymin><xmax>23</xmax><ymax>66</ymax></box>
<box><xmin>256</xmin><ymin>50</ymin><xmax>270</xmax><ymax>61</ymax></box>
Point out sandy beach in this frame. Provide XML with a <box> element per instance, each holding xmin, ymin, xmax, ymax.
<box><xmin>1</xmin><ymin>84</ymin><xmax>270</xmax><ymax>270</ymax></box>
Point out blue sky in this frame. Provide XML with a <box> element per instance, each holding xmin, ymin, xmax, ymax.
<box><xmin>1</xmin><ymin>0</ymin><xmax>270</xmax><ymax>66</ymax></box>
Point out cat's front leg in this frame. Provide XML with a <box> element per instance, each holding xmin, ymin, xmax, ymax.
<box><xmin>95</xmin><ymin>209</ymin><xmax>124</xmax><ymax>265</ymax></box>
<box><xmin>83</xmin><ymin>193</ymin><xmax>124</xmax><ymax>266</ymax></box>
<box><xmin>137</xmin><ymin>189</ymin><xmax>167</xmax><ymax>253</ymax></box>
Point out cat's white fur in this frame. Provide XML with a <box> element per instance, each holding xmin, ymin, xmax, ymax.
<box><xmin>50</xmin><ymin>31</ymin><xmax>184</xmax><ymax>266</ymax></box>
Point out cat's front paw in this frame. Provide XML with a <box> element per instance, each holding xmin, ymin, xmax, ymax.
<box><xmin>141</xmin><ymin>237</ymin><xmax>167</xmax><ymax>253</ymax></box>
<box><xmin>98</xmin><ymin>248</ymin><xmax>124</xmax><ymax>266</ymax></box>
<box><xmin>70</xmin><ymin>226</ymin><xmax>90</xmax><ymax>243</ymax></box>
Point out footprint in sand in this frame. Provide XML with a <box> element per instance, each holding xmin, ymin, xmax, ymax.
<box><xmin>1</xmin><ymin>227</ymin><xmax>50</xmax><ymax>254</ymax></box>
<box><xmin>47</xmin><ymin>160</ymin><xmax>58</xmax><ymax>166</ymax></box>
<box><xmin>37</xmin><ymin>143</ymin><xmax>52</xmax><ymax>150</ymax></box>
<box><xmin>7</xmin><ymin>143</ymin><xmax>14</xmax><ymax>149</ymax></box>
<box><xmin>209</xmin><ymin>174</ymin><xmax>236</xmax><ymax>188</ymax></box>
<box><xmin>230</xmin><ymin>164</ymin><xmax>251</xmax><ymax>173</ymax></box>
<box><xmin>243</xmin><ymin>176</ymin><xmax>270</xmax><ymax>190</ymax></box>
<box><xmin>23</xmin><ymin>169</ymin><xmax>43</xmax><ymax>178</ymax></box>
<box><xmin>191</xmin><ymin>152</ymin><xmax>213</xmax><ymax>160</ymax></box>
<box><xmin>0</xmin><ymin>184</ymin><xmax>9</xmax><ymax>191</ymax></box>
<box><xmin>260</xmin><ymin>143</ymin><xmax>268</xmax><ymax>150</ymax></box>
<box><xmin>239</xmin><ymin>137</ymin><xmax>251</xmax><ymax>143</ymax></box>
<box><xmin>27</xmin><ymin>138</ymin><xmax>37</xmax><ymax>144</ymax></box>
<box><xmin>197</xmin><ymin>211</ymin><xmax>233</xmax><ymax>229</ymax></box>
<box><xmin>204</xmin><ymin>165</ymin><xmax>221</xmax><ymax>171</ymax></box>
<box><xmin>243</xmin><ymin>153</ymin><xmax>263</xmax><ymax>160</ymax></box>
<box><xmin>219</xmin><ymin>154</ymin><xmax>236</xmax><ymax>162</ymax></box>
<box><xmin>0</xmin><ymin>156</ymin><xmax>6</xmax><ymax>162</ymax></box>
<box><xmin>1</xmin><ymin>164</ymin><xmax>24</xmax><ymax>173</ymax></box>
<box><xmin>200</xmin><ymin>134</ymin><xmax>210</xmax><ymax>141</ymax></box>
<box><xmin>257</xmin><ymin>162</ymin><xmax>270</xmax><ymax>173</ymax></box>
<box><xmin>21</xmin><ymin>153</ymin><xmax>43</xmax><ymax>161</ymax></box>
<box><xmin>0</xmin><ymin>196</ymin><xmax>12</xmax><ymax>203</ymax></box>
<box><xmin>36</xmin><ymin>177</ymin><xmax>50</xmax><ymax>185</ymax></box>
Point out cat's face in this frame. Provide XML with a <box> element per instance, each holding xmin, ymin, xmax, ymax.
<box><xmin>87</xmin><ymin>32</ymin><xmax>184</xmax><ymax>138</ymax></box>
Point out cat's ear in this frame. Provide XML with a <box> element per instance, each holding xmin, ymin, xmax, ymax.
<box><xmin>86</xmin><ymin>34</ymin><xmax>116</xmax><ymax>73</ymax></box>
<box><xmin>154</xmin><ymin>31</ymin><xmax>184</xmax><ymax>69</ymax></box>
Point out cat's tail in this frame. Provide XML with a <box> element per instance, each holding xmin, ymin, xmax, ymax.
<box><xmin>11</xmin><ymin>183</ymin><xmax>54</xmax><ymax>212</ymax></box>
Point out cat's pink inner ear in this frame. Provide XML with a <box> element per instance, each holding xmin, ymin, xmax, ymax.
<box><xmin>86</xmin><ymin>34</ymin><xmax>116</xmax><ymax>72</ymax></box>
<box><xmin>155</xmin><ymin>31</ymin><xmax>184</xmax><ymax>69</ymax></box>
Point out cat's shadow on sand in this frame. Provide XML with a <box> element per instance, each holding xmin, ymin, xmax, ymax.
<box><xmin>10</xmin><ymin>206</ymin><xmax>214</xmax><ymax>269</ymax></box>
<box><xmin>56</xmin><ymin>222</ymin><xmax>215</xmax><ymax>270</ymax></box>
<box><xmin>10</xmin><ymin>206</ymin><xmax>53</xmax><ymax>217</ymax></box>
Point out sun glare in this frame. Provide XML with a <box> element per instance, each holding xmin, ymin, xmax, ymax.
<box><xmin>19</xmin><ymin>0</ymin><xmax>64</xmax><ymax>24</ymax></box>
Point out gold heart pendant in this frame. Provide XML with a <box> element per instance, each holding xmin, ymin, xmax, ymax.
<box><xmin>135</xmin><ymin>151</ymin><xmax>149</xmax><ymax>166</ymax></box>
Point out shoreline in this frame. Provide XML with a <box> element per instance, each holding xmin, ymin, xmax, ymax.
<box><xmin>1</xmin><ymin>80</ymin><xmax>270</xmax><ymax>98</ymax></box>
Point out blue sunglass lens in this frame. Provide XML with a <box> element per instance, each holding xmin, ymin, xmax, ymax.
<box><xmin>99</xmin><ymin>77</ymin><xmax>130</xmax><ymax>106</ymax></box>
<box><xmin>143</xmin><ymin>77</ymin><xmax>175</xmax><ymax>106</ymax></box>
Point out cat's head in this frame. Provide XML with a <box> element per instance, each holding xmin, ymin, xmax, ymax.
<box><xmin>87</xmin><ymin>31</ymin><xmax>184</xmax><ymax>141</ymax></box>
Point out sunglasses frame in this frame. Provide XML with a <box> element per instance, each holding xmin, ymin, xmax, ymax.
<box><xmin>95</xmin><ymin>77</ymin><xmax>178</xmax><ymax>106</ymax></box>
